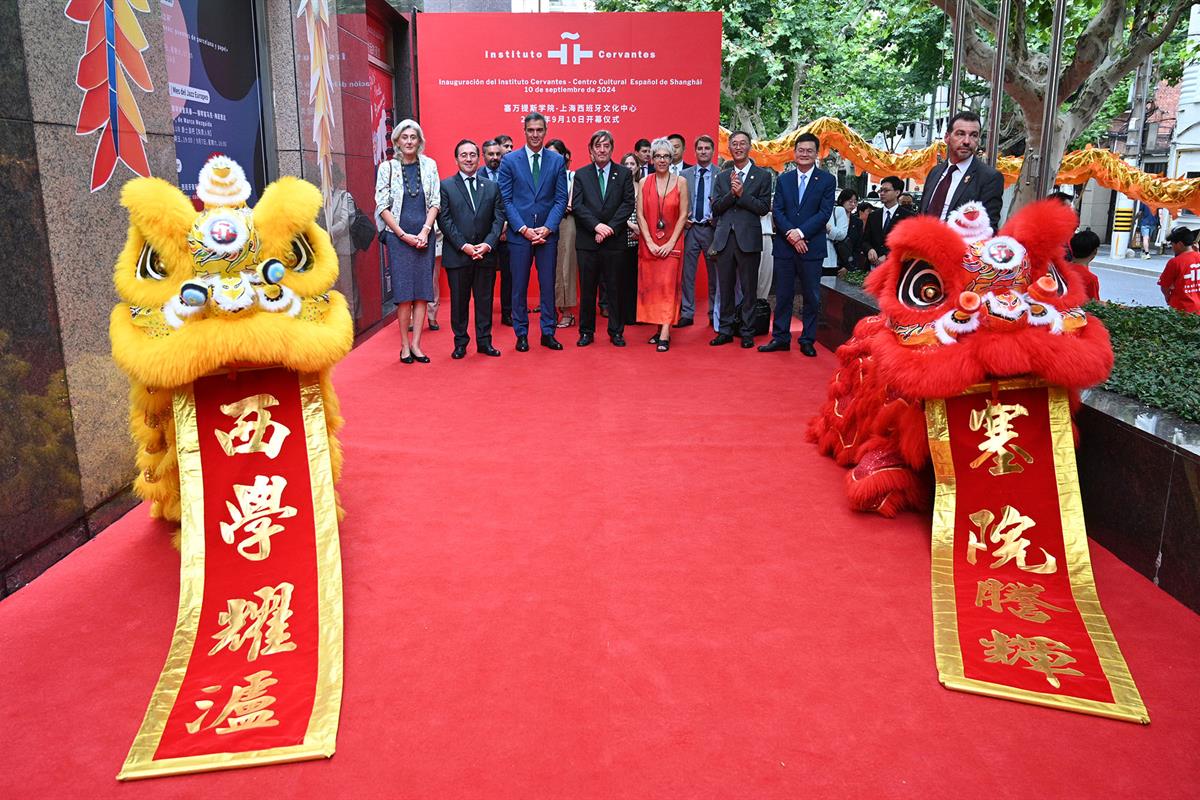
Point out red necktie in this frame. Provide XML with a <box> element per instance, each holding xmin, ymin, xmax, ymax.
<box><xmin>925</xmin><ymin>163</ymin><xmax>957</xmax><ymax>220</ymax></box>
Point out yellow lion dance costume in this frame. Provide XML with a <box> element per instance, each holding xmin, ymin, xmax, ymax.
<box><xmin>110</xmin><ymin>156</ymin><xmax>352</xmax><ymax>533</ymax></box>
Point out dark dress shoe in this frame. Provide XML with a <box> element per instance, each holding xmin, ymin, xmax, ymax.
<box><xmin>400</xmin><ymin>353</ymin><xmax>415</xmax><ymax>364</ymax></box>
<box><xmin>452</xmin><ymin>346</ymin><xmax>467</xmax><ymax>359</ymax></box>
<box><xmin>501</xmin><ymin>313</ymin><xmax>513</xmax><ymax>326</ymax></box>
<box><xmin>799</xmin><ymin>342</ymin><xmax>818</xmax><ymax>357</ymax></box>
<box><xmin>740</xmin><ymin>336</ymin><xmax>756</xmax><ymax>349</ymax></box>
<box><xmin>428</xmin><ymin>320</ymin><xmax>440</xmax><ymax>331</ymax></box>
<box><xmin>610</xmin><ymin>334</ymin><xmax>626</xmax><ymax>347</ymax></box>
<box><xmin>515</xmin><ymin>336</ymin><xmax>529</xmax><ymax>352</ymax></box>
<box><xmin>577</xmin><ymin>333</ymin><xmax>594</xmax><ymax>347</ymax></box>
<box><xmin>478</xmin><ymin>345</ymin><xmax>501</xmax><ymax>357</ymax></box>
<box><xmin>540</xmin><ymin>334</ymin><xmax>563</xmax><ymax>350</ymax></box>
<box><xmin>758</xmin><ymin>339</ymin><xmax>790</xmax><ymax>352</ymax></box>
<box><xmin>709</xmin><ymin>333</ymin><xmax>733</xmax><ymax>346</ymax></box>
<box><xmin>413</xmin><ymin>353</ymin><xmax>431</xmax><ymax>363</ymax></box>
<box><xmin>673</xmin><ymin>317</ymin><xmax>694</xmax><ymax>328</ymax></box>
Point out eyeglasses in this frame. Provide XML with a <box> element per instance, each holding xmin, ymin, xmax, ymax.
<box><xmin>652</xmin><ymin>154</ymin><xmax>672</xmax><ymax>160</ymax></box>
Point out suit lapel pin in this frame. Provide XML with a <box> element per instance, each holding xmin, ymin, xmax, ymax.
<box><xmin>964</xmin><ymin>175</ymin><xmax>972</xmax><ymax>184</ymax></box>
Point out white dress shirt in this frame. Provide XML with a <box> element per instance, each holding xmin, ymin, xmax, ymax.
<box><xmin>935</xmin><ymin>155</ymin><xmax>972</xmax><ymax>220</ymax></box>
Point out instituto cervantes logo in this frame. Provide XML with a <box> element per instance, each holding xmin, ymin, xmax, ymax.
<box><xmin>483</xmin><ymin>32</ymin><xmax>656</xmax><ymax>63</ymax></box>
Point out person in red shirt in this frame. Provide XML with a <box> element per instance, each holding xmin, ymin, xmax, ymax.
<box><xmin>1067</xmin><ymin>230</ymin><xmax>1102</xmax><ymax>301</ymax></box>
<box><xmin>1160</xmin><ymin>228</ymin><xmax>1200</xmax><ymax>315</ymax></box>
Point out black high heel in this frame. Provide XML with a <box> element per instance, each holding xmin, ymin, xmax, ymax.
<box><xmin>656</xmin><ymin>339</ymin><xmax>670</xmax><ymax>352</ymax></box>
<box><xmin>413</xmin><ymin>353</ymin><xmax>431</xmax><ymax>363</ymax></box>
<box><xmin>648</xmin><ymin>334</ymin><xmax>661</xmax><ymax>345</ymax></box>
<box><xmin>400</xmin><ymin>353</ymin><xmax>415</xmax><ymax>364</ymax></box>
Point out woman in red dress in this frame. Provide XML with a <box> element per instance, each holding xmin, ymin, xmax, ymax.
<box><xmin>636</xmin><ymin>138</ymin><xmax>690</xmax><ymax>351</ymax></box>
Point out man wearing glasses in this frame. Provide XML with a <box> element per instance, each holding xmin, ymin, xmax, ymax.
<box><xmin>863</xmin><ymin>176</ymin><xmax>913</xmax><ymax>269</ymax></box>
<box><xmin>762</xmin><ymin>133</ymin><xmax>835</xmax><ymax>356</ymax></box>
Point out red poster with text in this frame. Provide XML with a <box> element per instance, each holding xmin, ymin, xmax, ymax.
<box><xmin>417</xmin><ymin>12</ymin><xmax>722</xmax><ymax>174</ymax></box>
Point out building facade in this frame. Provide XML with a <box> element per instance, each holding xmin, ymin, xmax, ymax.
<box><xmin>1</xmin><ymin>0</ymin><xmax>420</xmax><ymax>597</ymax></box>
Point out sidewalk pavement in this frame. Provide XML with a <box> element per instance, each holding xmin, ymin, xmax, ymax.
<box><xmin>1090</xmin><ymin>251</ymin><xmax>1169</xmax><ymax>277</ymax></box>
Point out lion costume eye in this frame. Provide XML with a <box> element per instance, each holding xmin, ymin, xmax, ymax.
<box><xmin>897</xmin><ymin>259</ymin><xmax>945</xmax><ymax>307</ymax></box>
<box><xmin>135</xmin><ymin>242</ymin><xmax>167</xmax><ymax>281</ymax></box>
<box><xmin>286</xmin><ymin>235</ymin><xmax>315</xmax><ymax>272</ymax></box>
<box><xmin>1047</xmin><ymin>263</ymin><xmax>1068</xmax><ymax>296</ymax></box>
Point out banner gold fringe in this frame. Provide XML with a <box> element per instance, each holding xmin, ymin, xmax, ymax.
<box><xmin>720</xmin><ymin>118</ymin><xmax>1200</xmax><ymax>212</ymax></box>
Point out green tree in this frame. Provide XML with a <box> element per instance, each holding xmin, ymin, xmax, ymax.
<box><xmin>923</xmin><ymin>0</ymin><xmax>1198</xmax><ymax>209</ymax></box>
<box><xmin>596</xmin><ymin>0</ymin><xmax>933</xmax><ymax>140</ymax></box>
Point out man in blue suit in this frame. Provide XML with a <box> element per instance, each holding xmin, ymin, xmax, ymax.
<box><xmin>497</xmin><ymin>112</ymin><xmax>570</xmax><ymax>351</ymax></box>
<box><xmin>763</xmin><ymin>133</ymin><xmax>836</xmax><ymax>356</ymax></box>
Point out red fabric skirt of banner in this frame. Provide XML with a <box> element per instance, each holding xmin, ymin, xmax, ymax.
<box><xmin>119</xmin><ymin>368</ymin><xmax>344</xmax><ymax>779</ymax></box>
<box><xmin>926</xmin><ymin>380</ymin><xmax>1148</xmax><ymax>723</ymax></box>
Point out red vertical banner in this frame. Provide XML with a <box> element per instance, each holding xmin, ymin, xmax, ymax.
<box><xmin>926</xmin><ymin>380</ymin><xmax>1147</xmax><ymax>723</ymax></box>
<box><xmin>120</xmin><ymin>368</ymin><xmax>344</xmax><ymax>779</ymax></box>
<box><xmin>416</xmin><ymin>12</ymin><xmax>722</xmax><ymax>172</ymax></box>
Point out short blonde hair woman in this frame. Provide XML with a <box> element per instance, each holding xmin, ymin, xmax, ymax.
<box><xmin>375</xmin><ymin>119</ymin><xmax>442</xmax><ymax>362</ymax></box>
<box><xmin>635</xmin><ymin>137</ymin><xmax>689</xmax><ymax>351</ymax></box>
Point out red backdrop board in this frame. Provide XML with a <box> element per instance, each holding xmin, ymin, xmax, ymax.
<box><xmin>416</xmin><ymin>12</ymin><xmax>722</xmax><ymax>173</ymax></box>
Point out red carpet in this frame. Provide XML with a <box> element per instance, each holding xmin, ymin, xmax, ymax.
<box><xmin>3</xmin><ymin>319</ymin><xmax>1200</xmax><ymax>798</ymax></box>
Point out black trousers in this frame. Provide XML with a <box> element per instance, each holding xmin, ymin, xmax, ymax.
<box><xmin>716</xmin><ymin>240</ymin><xmax>760</xmax><ymax>336</ymax></box>
<box><xmin>577</xmin><ymin>249</ymin><xmax>624</xmax><ymax>337</ymax></box>
<box><xmin>619</xmin><ymin>246</ymin><xmax>639</xmax><ymax>324</ymax></box>
<box><xmin>496</xmin><ymin>240</ymin><xmax>511</xmax><ymax>318</ymax></box>
<box><xmin>446</xmin><ymin>262</ymin><xmax>496</xmax><ymax>349</ymax></box>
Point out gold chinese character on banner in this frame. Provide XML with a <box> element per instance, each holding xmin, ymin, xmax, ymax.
<box><xmin>966</xmin><ymin>506</ymin><xmax>1057</xmax><ymax>574</ymax></box>
<box><xmin>980</xmin><ymin>629</ymin><xmax>1084</xmax><ymax>689</ymax></box>
<box><xmin>214</xmin><ymin>393</ymin><xmax>291</xmax><ymax>459</ymax></box>
<box><xmin>209</xmin><ymin>582</ymin><xmax>298</xmax><ymax>661</ymax></box>
<box><xmin>220</xmin><ymin>475</ymin><xmax>297</xmax><ymax>561</ymax></box>
<box><xmin>185</xmin><ymin>670</ymin><xmax>280</xmax><ymax>735</ymax></box>
<box><xmin>974</xmin><ymin>578</ymin><xmax>1068</xmax><ymax>623</ymax></box>
<box><xmin>969</xmin><ymin>400</ymin><xmax>1034</xmax><ymax>475</ymax></box>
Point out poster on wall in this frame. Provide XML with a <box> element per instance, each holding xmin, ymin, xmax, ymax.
<box><xmin>417</xmin><ymin>12</ymin><xmax>722</xmax><ymax>173</ymax></box>
<box><xmin>161</xmin><ymin>0</ymin><xmax>269</xmax><ymax>202</ymax></box>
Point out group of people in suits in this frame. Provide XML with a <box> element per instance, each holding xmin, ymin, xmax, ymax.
<box><xmin>373</xmin><ymin>109</ymin><xmax>1005</xmax><ymax>361</ymax></box>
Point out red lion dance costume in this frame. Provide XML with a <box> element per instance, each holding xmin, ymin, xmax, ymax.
<box><xmin>809</xmin><ymin>199</ymin><xmax>1112</xmax><ymax>516</ymax></box>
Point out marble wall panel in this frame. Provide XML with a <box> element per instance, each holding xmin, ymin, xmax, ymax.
<box><xmin>1156</xmin><ymin>453</ymin><xmax>1200</xmax><ymax>613</ymax></box>
<box><xmin>18</xmin><ymin>1</ymin><xmax>173</xmax><ymax>136</ymax></box>
<box><xmin>36</xmin><ymin>123</ymin><xmax>179</xmax><ymax>508</ymax></box>
<box><xmin>0</xmin><ymin>117</ymin><xmax>85</xmax><ymax>576</ymax></box>
<box><xmin>266</xmin><ymin>0</ymin><xmax>302</xmax><ymax>152</ymax></box>
<box><xmin>1076</xmin><ymin>406</ymin><xmax>1171</xmax><ymax>581</ymax></box>
<box><xmin>0</xmin><ymin>0</ymin><xmax>32</xmax><ymax>121</ymax></box>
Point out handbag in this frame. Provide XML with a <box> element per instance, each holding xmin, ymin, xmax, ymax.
<box><xmin>377</xmin><ymin>161</ymin><xmax>393</xmax><ymax>243</ymax></box>
<box><xmin>349</xmin><ymin>204</ymin><xmax>375</xmax><ymax>251</ymax></box>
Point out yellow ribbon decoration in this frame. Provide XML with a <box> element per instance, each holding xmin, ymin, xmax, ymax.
<box><xmin>720</xmin><ymin>118</ymin><xmax>1200</xmax><ymax>212</ymax></box>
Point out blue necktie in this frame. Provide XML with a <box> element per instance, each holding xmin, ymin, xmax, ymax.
<box><xmin>694</xmin><ymin>167</ymin><xmax>707</xmax><ymax>221</ymax></box>
<box><xmin>797</xmin><ymin>172</ymin><xmax>808</xmax><ymax>207</ymax></box>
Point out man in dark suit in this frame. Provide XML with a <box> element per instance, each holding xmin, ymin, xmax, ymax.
<box><xmin>678</xmin><ymin>134</ymin><xmax>717</xmax><ymax>327</ymax></box>
<box><xmin>762</xmin><ymin>133</ymin><xmax>836</xmax><ymax>356</ymax></box>
<box><xmin>634</xmin><ymin>138</ymin><xmax>652</xmax><ymax>179</ymax></box>
<box><xmin>709</xmin><ymin>130</ymin><xmax>773</xmax><ymax>348</ymax></box>
<box><xmin>438</xmin><ymin>139</ymin><xmax>506</xmax><ymax>359</ymax></box>
<box><xmin>667</xmin><ymin>133</ymin><xmax>693</xmax><ymax>175</ymax></box>
<box><xmin>863</xmin><ymin>175</ymin><xmax>915</xmax><ymax>268</ymax></box>
<box><xmin>479</xmin><ymin>139</ymin><xmax>512</xmax><ymax>326</ymax></box>
<box><xmin>919</xmin><ymin>109</ymin><xmax>1005</xmax><ymax>231</ymax></box>
<box><xmin>497</xmin><ymin>112</ymin><xmax>569</xmax><ymax>351</ymax></box>
<box><xmin>572</xmin><ymin>129</ymin><xmax>636</xmax><ymax>347</ymax></box>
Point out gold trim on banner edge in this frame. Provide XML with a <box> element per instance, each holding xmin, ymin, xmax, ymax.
<box><xmin>119</xmin><ymin>384</ymin><xmax>209</xmax><ymax>779</ymax></box>
<box><xmin>299</xmin><ymin>372</ymin><xmax>346</xmax><ymax>755</ymax></box>
<box><xmin>925</xmin><ymin>380</ymin><xmax>1149</xmax><ymax>725</ymax></box>
<box><xmin>1047</xmin><ymin>385</ymin><xmax>1148</xmax><ymax>723</ymax></box>
<box><xmin>118</xmin><ymin>371</ymin><xmax>347</xmax><ymax>781</ymax></box>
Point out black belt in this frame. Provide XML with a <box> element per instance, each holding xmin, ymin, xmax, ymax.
<box><xmin>691</xmin><ymin>220</ymin><xmax>712</xmax><ymax>227</ymax></box>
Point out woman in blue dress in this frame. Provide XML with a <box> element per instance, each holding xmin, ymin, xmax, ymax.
<box><xmin>375</xmin><ymin>119</ymin><xmax>441</xmax><ymax>363</ymax></box>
